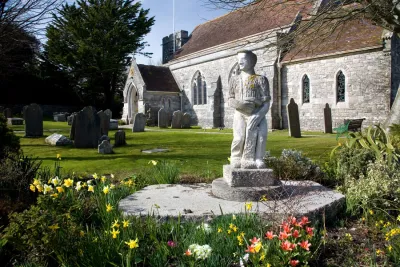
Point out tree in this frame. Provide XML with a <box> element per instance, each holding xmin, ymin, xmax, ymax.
<box><xmin>45</xmin><ymin>0</ymin><xmax>155</xmax><ymax>108</ymax></box>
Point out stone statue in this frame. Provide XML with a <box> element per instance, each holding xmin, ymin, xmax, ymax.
<box><xmin>228</xmin><ymin>50</ymin><xmax>271</xmax><ymax>169</ymax></box>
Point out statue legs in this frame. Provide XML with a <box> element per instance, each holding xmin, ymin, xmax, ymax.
<box><xmin>231</xmin><ymin>111</ymin><xmax>245</xmax><ymax>168</ymax></box>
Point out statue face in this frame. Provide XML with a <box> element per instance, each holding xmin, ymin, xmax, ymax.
<box><xmin>237</xmin><ymin>52</ymin><xmax>255</xmax><ymax>72</ymax></box>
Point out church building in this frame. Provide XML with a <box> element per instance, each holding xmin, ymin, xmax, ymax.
<box><xmin>122</xmin><ymin>0</ymin><xmax>400</xmax><ymax>131</ymax></box>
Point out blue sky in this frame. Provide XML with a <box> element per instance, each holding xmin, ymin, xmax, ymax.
<box><xmin>135</xmin><ymin>0</ymin><xmax>228</xmax><ymax>64</ymax></box>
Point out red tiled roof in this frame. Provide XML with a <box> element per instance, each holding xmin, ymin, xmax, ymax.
<box><xmin>282</xmin><ymin>17</ymin><xmax>384</xmax><ymax>62</ymax></box>
<box><xmin>138</xmin><ymin>65</ymin><xmax>180</xmax><ymax>92</ymax></box>
<box><xmin>173</xmin><ymin>0</ymin><xmax>314</xmax><ymax>59</ymax></box>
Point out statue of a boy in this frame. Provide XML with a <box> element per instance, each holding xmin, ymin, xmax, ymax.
<box><xmin>229</xmin><ymin>50</ymin><xmax>271</xmax><ymax>169</ymax></box>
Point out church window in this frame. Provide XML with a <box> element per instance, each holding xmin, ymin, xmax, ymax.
<box><xmin>193</xmin><ymin>72</ymin><xmax>207</xmax><ymax>105</ymax></box>
<box><xmin>302</xmin><ymin>75</ymin><xmax>310</xmax><ymax>103</ymax></box>
<box><xmin>337</xmin><ymin>71</ymin><xmax>345</xmax><ymax>102</ymax></box>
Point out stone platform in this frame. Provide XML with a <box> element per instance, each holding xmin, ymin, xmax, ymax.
<box><xmin>119</xmin><ymin>181</ymin><xmax>345</xmax><ymax>222</ymax></box>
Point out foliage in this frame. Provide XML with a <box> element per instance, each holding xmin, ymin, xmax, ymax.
<box><xmin>264</xmin><ymin>149</ymin><xmax>322</xmax><ymax>181</ymax></box>
<box><xmin>0</xmin><ymin>114</ymin><xmax>20</xmax><ymax>160</ymax></box>
<box><xmin>146</xmin><ymin>160</ymin><xmax>180</xmax><ymax>184</ymax></box>
<box><xmin>45</xmin><ymin>0</ymin><xmax>155</xmax><ymax>108</ymax></box>
<box><xmin>389</xmin><ymin>124</ymin><xmax>400</xmax><ymax>150</ymax></box>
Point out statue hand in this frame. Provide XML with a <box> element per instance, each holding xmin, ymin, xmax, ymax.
<box><xmin>247</xmin><ymin>114</ymin><xmax>262</xmax><ymax>131</ymax></box>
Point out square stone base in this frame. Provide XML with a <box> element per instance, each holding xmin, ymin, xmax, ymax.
<box><xmin>223</xmin><ymin>164</ymin><xmax>280</xmax><ymax>187</ymax></box>
<box><xmin>7</xmin><ymin>118</ymin><xmax>24</xmax><ymax>125</ymax></box>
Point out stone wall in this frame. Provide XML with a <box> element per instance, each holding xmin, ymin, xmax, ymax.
<box><xmin>170</xmin><ymin>41</ymin><xmax>279</xmax><ymax>129</ymax></box>
<box><xmin>281</xmin><ymin>49</ymin><xmax>391</xmax><ymax>131</ymax></box>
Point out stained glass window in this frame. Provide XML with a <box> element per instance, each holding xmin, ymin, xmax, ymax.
<box><xmin>302</xmin><ymin>75</ymin><xmax>310</xmax><ymax>103</ymax></box>
<box><xmin>337</xmin><ymin>71</ymin><xmax>345</xmax><ymax>102</ymax></box>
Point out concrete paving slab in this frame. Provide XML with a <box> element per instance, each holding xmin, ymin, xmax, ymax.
<box><xmin>119</xmin><ymin>181</ymin><xmax>345</xmax><ymax>222</ymax></box>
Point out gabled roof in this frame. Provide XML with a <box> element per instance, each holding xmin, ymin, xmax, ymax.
<box><xmin>282</xmin><ymin>16</ymin><xmax>384</xmax><ymax>62</ymax></box>
<box><xmin>173</xmin><ymin>0</ymin><xmax>314</xmax><ymax>59</ymax></box>
<box><xmin>138</xmin><ymin>65</ymin><xmax>180</xmax><ymax>92</ymax></box>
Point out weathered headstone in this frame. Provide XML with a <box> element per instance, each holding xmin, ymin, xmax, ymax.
<box><xmin>104</xmin><ymin>109</ymin><xmax>112</xmax><ymax>119</ymax></box>
<box><xmin>7</xmin><ymin>118</ymin><xmax>23</xmax><ymax>125</ymax></box>
<box><xmin>181</xmin><ymin>113</ymin><xmax>191</xmax><ymax>128</ymax></box>
<box><xmin>324</xmin><ymin>103</ymin><xmax>333</xmax><ymax>134</ymax></box>
<box><xmin>4</xmin><ymin>108</ymin><xmax>12</xmax><ymax>118</ymax></box>
<box><xmin>98</xmin><ymin>135</ymin><xmax>110</xmax><ymax>145</ymax></box>
<box><xmin>23</xmin><ymin>103</ymin><xmax>43</xmax><ymax>137</ymax></box>
<box><xmin>98</xmin><ymin>140</ymin><xmax>113</xmax><ymax>154</ymax></box>
<box><xmin>109</xmin><ymin>119</ymin><xmax>119</xmax><ymax>130</ymax></box>
<box><xmin>70</xmin><ymin>115</ymin><xmax>76</xmax><ymax>140</ymax></box>
<box><xmin>158</xmin><ymin>108</ymin><xmax>168</xmax><ymax>128</ymax></box>
<box><xmin>97</xmin><ymin>110</ymin><xmax>110</xmax><ymax>136</ymax></box>
<box><xmin>132</xmin><ymin>113</ymin><xmax>146</xmax><ymax>132</ymax></box>
<box><xmin>45</xmin><ymin>133</ymin><xmax>73</xmax><ymax>146</ymax></box>
<box><xmin>171</xmin><ymin>110</ymin><xmax>183</xmax><ymax>129</ymax></box>
<box><xmin>114</xmin><ymin>130</ymin><xmax>126</xmax><ymax>146</ymax></box>
<box><xmin>73</xmin><ymin>106</ymin><xmax>101</xmax><ymax>148</ymax></box>
<box><xmin>286</xmin><ymin>98</ymin><xmax>301</xmax><ymax>138</ymax></box>
<box><xmin>146</xmin><ymin>107</ymin><xmax>156</xmax><ymax>126</ymax></box>
<box><xmin>54</xmin><ymin>113</ymin><xmax>67</xmax><ymax>122</ymax></box>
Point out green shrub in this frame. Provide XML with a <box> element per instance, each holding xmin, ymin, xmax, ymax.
<box><xmin>264</xmin><ymin>149</ymin><xmax>322</xmax><ymax>181</ymax></box>
<box><xmin>0</xmin><ymin>114</ymin><xmax>20</xmax><ymax>160</ymax></box>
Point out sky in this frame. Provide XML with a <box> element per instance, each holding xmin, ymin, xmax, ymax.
<box><xmin>134</xmin><ymin>0</ymin><xmax>229</xmax><ymax>64</ymax></box>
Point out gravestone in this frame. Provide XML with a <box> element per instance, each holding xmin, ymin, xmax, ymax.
<box><xmin>4</xmin><ymin>108</ymin><xmax>12</xmax><ymax>118</ymax></box>
<box><xmin>114</xmin><ymin>130</ymin><xmax>126</xmax><ymax>146</ymax></box>
<box><xmin>286</xmin><ymin>98</ymin><xmax>301</xmax><ymax>138</ymax></box>
<box><xmin>67</xmin><ymin>113</ymin><xmax>76</xmax><ymax>126</ymax></box>
<box><xmin>73</xmin><ymin>106</ymin><xmax>101</xmax><ymax>148</ymax></box>
<box><xmin>146</xmin><ymin>107</ymin><xmax>156</xmax><ymax>126</ymax></box>
<box><xmin>171</xmin><ymin>110</ymin><xmax>183</xmax><ymax>129</ymax></box>
<box><xmin>45</xmin><ymin>133</ymin><xmax>73</xmax><ymax>146</ymax></box>
<box><xmin>23</xmin><ymin>103</ymin><xmax>43</xmax><ymax>137</ymax></box>
<box><xmin>324</xmin><ymin>103</ymin><xmax>333</xmax><ymax>134</ymax></box>
<box><xmin>158</xmin><ymin>108</ymin><xmax>168</xmax><ymax>128</ymax></box>
<box><xmin>181</xmin><ymin>113</ymin><xmax>191</xmax><ymax>128</ymax></box>
<box><xmin>70</xmin><ymin>115</ymin><xmax>76</xmax><ymax>140</ymax></box>
<box><xmin>54</xmin><ymin>113</ymin><xmax>67</xmax><ymax>122</ymax></box>
<box><xmin>132</xmin><ymin>113</ymin><xmax>146</xmax><ymax>132</ymax></box>
<box><xmin>7</xmin><ymin>118</ymin><xmax>23</xmax><ymax>125</ymax></box>
<box><xmin>98</xmin><ymin>135</ymin><xmax>110</xmax><ymax>145</ymax></box>
<box><xmin>104</xmin><ymin>109</ymin><xmax>112</xmax><ymax>119</ymax></box>
<box><xmin>97</xmin><ymin>110</ymin><xmax>110</xmax><ymax>136</ymax></box>
<box><xmin>109</xmin><ymin>119</ymin><xmax>118</xmax><ymax>130</ymax></box>
<box><xmin>98</xmin><ymin>140</ymin><xmax>113</xmax><ymax>154</ymax></box>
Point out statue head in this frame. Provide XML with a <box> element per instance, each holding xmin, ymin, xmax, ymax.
<box><xmin>237</xmin><ymin>50</ymin><xmax>257</xmax><ymax>72</ymax></box>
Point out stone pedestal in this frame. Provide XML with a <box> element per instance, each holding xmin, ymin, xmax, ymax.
<box><xmin>212</xmin><ymin>165</ymin><xmax>283</xmax><ymax>201</ymax></box>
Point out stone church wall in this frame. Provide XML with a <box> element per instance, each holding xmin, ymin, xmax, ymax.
<box><xmin>170</xmin><ymin>46</ymin><xmax>278</xmax><ymax>129</ymax></box>
<box><xmin>391</xmin><ymin>35</ymin><xmax>400</xmax><ymax>107</ymax></box>
<box><xmin>282</xmin><ymin>49</ymin><xmax>391</xmax><ymax>131</ymax></box>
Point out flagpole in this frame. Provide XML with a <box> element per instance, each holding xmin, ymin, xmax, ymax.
<box><xmin>173</xmin><ymin>0</ymin><xmax>175</xmax><ymax>53</ymax></box>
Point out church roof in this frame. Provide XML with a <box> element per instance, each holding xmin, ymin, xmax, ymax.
<box><xmin>138</xmin><ymin>65</ymin><xmax>180</xmax><ymax>92</ymax></box>
<box><xmin>173</xmin><ymin>0</ymin><xmax>314</xmax><ymax>59</ymax></box>
<box><xmin>282</xmin><ymin>17</ymin><xmax>384</xmax><ymax>63</ymax></box>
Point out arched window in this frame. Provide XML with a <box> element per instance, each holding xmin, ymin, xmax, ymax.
<box><xmin>192</xmin><ymin>72</ymin><xmax>207</xmax><ymax>105</ymax></box>
<box><xmin>302</xmin><ymin>75</ymin><xmax>310</xmax><ymax>103</ymax></box>
<box><xmin>337</xmin><ymin>71</ymin><xmax>345</xmax><ymax>102</ymax></box>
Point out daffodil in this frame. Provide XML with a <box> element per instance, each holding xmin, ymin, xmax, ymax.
<box><xmin>122</xmin><ymin>220</ymin><xmax>130</xmax><ymax>228</ymax></box>
<box><xmin>51</xmin><ymin>193</ymin><xmax>58</xmax><ymax>199</ymax></box>
<box><xmin>56</xmin><ymin>186</ymin><xmax>64</xmax><ymax>193</ymax></box>
<box><xmin>43</xmin><ymin>184</ymin><xmax>53</xmax><ymax>194</ymax></box>
<box><xmin>110</xmin><ymin>183</ymin><xmax>115</xmax><ymax>189</ymax></box>
<box><xmin>75</xmin><ymin>181</ymin><xmax>82</xmax><ymax>191</ymax></box>
<box><xmin>260</xmin><ymin>195</ymin><xmax>268</xmax><ymax>202</ymax></box>
<box><xmin>80</xmin><ymin>230</ymin><xmax>85</xmax><ymax>237</ymax></box>
<box><xmin>112</xmin><ymin>219</ymin><xmax>120</xmax><ymax>228</ymax></box>
<box><xmin>92</xmin><ymin>173</ymin><xmax>98</xmax><ymax>179</ymax></box>
<box><xmin>63</xmin><ymin>178</ymin><xmax>74</xmax><ymax>188</ymax></box>
<box><xmin>56</xmin><ymin>153</ymin><xmax>61</xmax><ymax>159</ymax></box>
<box><xmin>388</xmin><ymin>245</ymin><xmax>393</xmax><ymax>252</ymax></box>
<box><xmin>110</xmin><ymin>228</ymin><xmax>120</xmax><ymax>239</ymax></box>
<box><xmin>232</xmin><ymin>214</ymin><xmax>236</xmax><ymax>220</ymax></box>
<box><xmin>88</xmin><ymin>185</ymin><xmax>94</xmax><ymax>193</ymax></box>
<box><xmin>36</xmin><ymin>184</ymin><xmax>43</xmax><ymax>193</ymax></box>
<box><xmin>33</xmin><ymin>178</ymin><xmax>41</xmax><ymax>186</ymax></box>
<box><xmin>51</xmin><ymin>177</ymin><xmax>60</xmax><ymax>186</ymax></box>
<box><xmin>106</xmin><ymin>203</ymin><xmax>113</xmax><ymax>212</ymax></box>
<box><xmin>29</xmin><ymin>184</ymin><xmax>36</xmax><ymax>192</ymax></box>
<box><xmin>48</xmin><ymin>223</ymin><xmax>60</xmax><ymax>231</ymax></box>
<box><xmin>103</xmin><ymin>185</ymin><xmax>110</xmax><ymax>195</ymax></box>
<box><xmin>125</xmin><ymin>238</ymin><xmax>139</xmax><ymax>249</ymax></box>
<box><xmin>245</xmin><ymin>202</ymin><xmax>253</xmax><ymax>211</ymax></box>
<box><xmin>148</xmin><ymin>160</ymin><xmax>157</xmax><ymax>166</ymax></box>
<box><xmin>101</xmin><ymin>176</ymin><xmax>107</xmax><ymax>183</ymax></box>
<box><xmin>218</xmin><ymin>227</ymin><xmax>222</xmax><ymax>233</ymax></box>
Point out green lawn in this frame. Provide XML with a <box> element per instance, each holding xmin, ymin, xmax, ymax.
<box><xmin>11</xmin><ymin>121</ymin><xmax>339</xmax><ymax>179</ymax></box>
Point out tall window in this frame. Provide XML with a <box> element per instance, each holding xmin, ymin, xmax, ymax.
<box><xmin>192</xmin><ymin>72</ymin><xmax>207</xmax><ymax>105</ymax></box>
<box><xmin>302</xmin><ymin>75</ymin><xmax>310</xmax><ymax>103</ymax></box>
<box><xmin>337</xmin><ymin>71</ymin><xmax>345</xmax><ymax>102</ymax></box>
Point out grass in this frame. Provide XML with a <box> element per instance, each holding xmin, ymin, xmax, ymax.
<box><xmin>11</xmin><ymin>121</ymin><xmax>339</xmax><ymax>179</ymax></box>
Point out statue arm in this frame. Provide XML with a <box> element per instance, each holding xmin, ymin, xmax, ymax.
<box><xmin>247</xmin><ymin>76</ymin><xmax>271</xmax><ymax>130</ymax></box>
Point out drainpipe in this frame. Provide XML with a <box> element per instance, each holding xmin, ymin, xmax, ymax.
<box><xmin>277</xmin><ymin>49</ymin><xmax>283</xmax><ymax>129</ymax></box>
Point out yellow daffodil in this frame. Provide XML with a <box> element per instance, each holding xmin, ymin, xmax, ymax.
<box><xmin>79</xmin><ymin>230</ymin><xmax>85</xmax><ymax>237</ymax></box>
<box><xmin>260</xmin><ymin>253</ymin><xmax>266</xmax><ymax>261</ymax></box>
<box><xmin>48</xmin><ymin>223</ymin><xmax>60</xmax><ymax>231</ymax></box>
<box><xmin>106</xmin><ymin>203</ymin><xmax>113</xmax><ymax>212</ymax></box>
<box><xmin>233</xmin><ymin>226</ymin><xmax>238</xmax><ymax>232</ymax></box>
<box><xmin>63</xmin><ymin>178</ymin><xmax>74</xmax><ymax>188</ymax></box>
<box><xmin>43</xmin><ymin>184</ymin><xmax>53</xmax><ymax>194</ymax></box>
<box><xmin>75</xmin><ymin>181</ymin><xmax>82</xmax><ymax>191</ymax></box>
<box><xmin>56</xmin><ymin>153</ymin><xmax>61</xmax><ymax>159</ymax></box>
<box><xmin>388</xmin><ymin>245</ymin><xmax>393</xmax><ymax>252</ymax></box>
<box><xmin>110</xmin><ymin>183</ymin><xmax>115</xmax><ymax>189</ymax></box>
<box><xmin>376</xmin><ymin>249</ymin><xmax>383</xmax><ymax>255</ymax></box>
<box><xmin>29</xmin><ymin>184</ymin><xmax>36</xmax><ymax>192</ymax></box>
<box><xmin>36</xmin><ymin>184</ymin><xmax>43</xmax><ymax>193</ymax></box>
<box><xmin>266</xmin><ymin>264</ymin><xmax>271</xmax><ymax>267</ymax></box>
<box><xmin>88</xmin><ymin>185</ymin><xmax>94</xmax><ymax>193</ymax></box>
<box><xmin>245</xmin><ymin>202</ymin><xmax>253</xmax><ymax>211</ymax></box>
<box><xmin>103</xmin><ymin>185</ymin><xmax>110</xmax><ymax>195</ymax></box>
<box><xmin>369</xmin><ymin>210</ymin><xmax>374</xmax><ymax>215</ymax></box>
<box><xmin>218</xmin><ymin>227</ymin><xmax>222</xmax><ymax>233</ymax></box>
<box><xmin>65</xmin><ymin>213</ymin><xmax>71</xmax><ymax>219</ymax></box>
<box><xmin>82</xmin><ymin>182</ymin><xmax>87</xmax><ymax>188</ymax></box>
<box><xmin>148</xmin><ymin>160</ymin><xmax>157</xmax><ymax>166</ymax></box>
<box><xmin>110</xmin><ymin>228</ymin><xmax>120</xmax><ymax>239</ymax></box>
<box><xmin>51</xmin><ymin>177</ymin><xmax>60</xmax><ymax>186</ymax></box>
<box><xmin>227</xmin><ymin>229</ymin><xmax>232</xmax><ymax>234</ymax></box>
<box><xmin>33</xmin><ymin>178</ymin><xmax>41</xmax><ymax>186</ymax></box>
<box><xmin>232</xmin><ymin>214</ymin><xmax>236</xmax><ymax>220</ymax></box>
<box><xmin>126</xmin><ymin>180</ymin><xmax>134</xmax><ymax>187</ymax></box>
<box><xmin>229</xmin><ymin>223</ymin><xmax>234</xmax><ymax>229</ymax></box>
<box><xmin>101</xmin><ymin>176</ymin><xmax>107</xmax><ymax>183</ymax></box>
<box><xmin>112</xmin><ymin>219</ymin><xmax>120</xmax><ymax>228</ymax></box>
<box><xmin>92</xmin><ymin>173</ymin><xmax>98</xmax><ymax>179</ymax></box>
<box><xmin>254</xmin><ymin>242</ymin><xmax>262</xmax><ymax>253</ymax></box>
<box><xmin>227</xmin><ymin>157</ymin><xmax>231</xmax><ymax>162</ymax></box>
<box><xmin>122</xmin><ymin>220</ymin><xmax>130</xmax><ymax>228</ymax></box>
<box><xmin>51</xmin><ymin>193</ymin><xmax>58</xmax><ymax>199</ymax></box>
<box><xmin>240</xmin><ymin>232</ymin><xmax>245</xmax><ymax>237</ymax></box>
<box><xmin>237</xmin><ymin>235</ymin><xmax>243</xmax><ymax>243</ymax></box>
<box><xmin>125</xmin><ymin>238</ymin><xmax>139</xmax><ymax>249</ymax></box>
<box><xmin>56</xmin><ymin>186</ymin><xmax>64</xmax><ymax>193</ymax></box>
<box><xmin>260</xmin><ymin>195</ymin><xmax>268</xmax><ymax>202</ymax></box>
